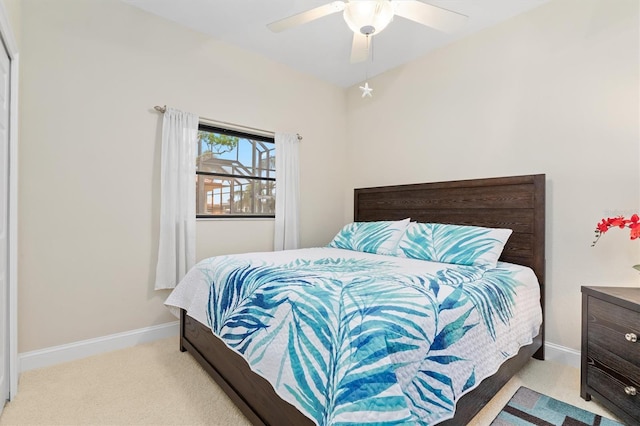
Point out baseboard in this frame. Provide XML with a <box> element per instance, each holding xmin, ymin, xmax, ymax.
<box><xmin>18</xmin><ymin>323</ymin><xmax>580</xmax><ymax>373</ymax></box>
<box><xmin>544</xmin><ymin>341</ymin><xmax>581</xmax><ymax>369</ymax></box>
<box><xmin>19</xmin><ymin>321</ymin><xmax>180</xmax><ymax>372</ymax></box>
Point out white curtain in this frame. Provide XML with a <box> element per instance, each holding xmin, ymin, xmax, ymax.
<box><xmin>274</xmin><ymin>132</ymin><xmax>300</xmax><ymax>251</ymax></box>
<box><xmin>154</xmin><ymin>108</ymin><xmax>199</xmax><ymax>290</ymax></box>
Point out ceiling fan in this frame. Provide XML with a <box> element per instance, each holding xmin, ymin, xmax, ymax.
<box><xmin>267</xmin><ymin>0</ymin><xmax>468</xmax><ymax>64</ymax></box>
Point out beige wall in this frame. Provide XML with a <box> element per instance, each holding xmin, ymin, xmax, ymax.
<box><xmin>346</xmin><ymin>0</ymin><xmax>640</xmax><ymax>352</ymax></box>
<box><xmin>14</xmin><ymin>0</ymin><xmax>640</xmax><ymax>356</ymax></box>
<box><xmin>17</xmin><ymin>0</ymin><xmax>348</xmax><ymax>352</ymax></box>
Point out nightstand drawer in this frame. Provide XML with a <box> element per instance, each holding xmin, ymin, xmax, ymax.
<box><xmin>587</xmin><ymin>297</ymin><xmax>640</xmax><ymax>364</ymax></box>
<box><xmin>586</xmin><ymin>363</ymin><xmax>640</xmax><ymax>423</ymax></box>
<box><xmin>587</xmin><ymin>340</ymin><xmax>640</xmax><ymax>384</ymax></box>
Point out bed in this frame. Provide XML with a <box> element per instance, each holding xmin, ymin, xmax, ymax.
<box><xmin>168</xmin><ymin>174</ymin><xmax>545</xmax><ymax>425</ymax></box>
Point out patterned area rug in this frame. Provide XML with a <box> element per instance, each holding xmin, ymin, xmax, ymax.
<box><xmin>491</xmin><ymin>387</ymin><xmax>623</xmax><ymax>426</ymax></box>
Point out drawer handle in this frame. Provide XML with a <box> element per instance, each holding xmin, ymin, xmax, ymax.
<box><xmin>625</xmin><ymin>386</ymin><xmax>637</xmax><ymax>396</ymax></box>
<box><xmin>625</xmin><ymin>333</ymin><xmax>638</xmax><ymax>342</ymax></box>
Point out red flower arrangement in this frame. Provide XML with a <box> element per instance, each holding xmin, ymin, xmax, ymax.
<box><xmin>592</xmin><ymin>214</ymin><xmax>640</xmax><ymax>271</ymax></box>
<box><xmin>592</xmin><ymin>214</ymin><xmax>640</xmax><ymax>246</ymax></box>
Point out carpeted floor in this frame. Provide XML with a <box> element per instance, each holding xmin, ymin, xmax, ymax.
<box><xmin>0</xmin><ymin>336</ymin><xmax>623</xmax><ymax>425</ymax></box>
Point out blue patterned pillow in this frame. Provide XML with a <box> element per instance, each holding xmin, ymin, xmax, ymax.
<box><xmin>328</xmin><ymin>218</ymin><xmax>411</xmax><ymax>255</ymax></box>
<box><xmin>396</xmin><ymin>222</ymin><xmax>512</xmax><ymax>268</ymax></box>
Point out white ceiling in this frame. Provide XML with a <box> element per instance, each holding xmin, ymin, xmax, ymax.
<box><xmin>123</xmin><ymin>0</ymin><xmax>550</xmax><ymax>88</ymax></box>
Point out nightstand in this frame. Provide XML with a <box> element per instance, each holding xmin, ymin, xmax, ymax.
<box><xmin>581</xmin><ymin>286</ymin><xmax>640</xmax><ymax>424</ymax></box>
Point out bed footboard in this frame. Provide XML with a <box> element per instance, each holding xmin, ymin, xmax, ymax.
<box><xmin>181</xmin><ymin>310</ymin><xmax>542</xmax><ymax>426</ymax></box>
<box><xmin>180</xmin><ymin>310</ymin><xmax>312</xmax><ymax>426</ymax></box>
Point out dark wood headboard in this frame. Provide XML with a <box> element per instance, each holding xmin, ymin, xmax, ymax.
<box><xmin>354</xmin><ymin>174</ymin><xmax>546</xmax><ymax>287</ymax></box>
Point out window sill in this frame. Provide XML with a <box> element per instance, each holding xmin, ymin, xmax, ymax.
<box><xmin>196</xmin><ymin>217</ymin><xmax>275</xmax><ymax>222</ymax></box>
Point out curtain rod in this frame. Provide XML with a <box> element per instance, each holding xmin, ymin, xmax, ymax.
<box><xmin>154</xmin><ymin>105</ymin><xmax>302</xmax><ymax>141</ymax></box>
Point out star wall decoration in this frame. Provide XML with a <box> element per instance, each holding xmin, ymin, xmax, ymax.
<box><xmin>359</xmin><ymin>81</ymin><xmax>373</xmax><ymax>98</ymax></box>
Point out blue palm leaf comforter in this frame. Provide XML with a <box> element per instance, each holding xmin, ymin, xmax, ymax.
<box><xmin>165</xmin><ymin>247</ymin><xmax>542</xmax><ymax>425</ymax></box>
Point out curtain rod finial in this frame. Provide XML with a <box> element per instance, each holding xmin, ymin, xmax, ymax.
<box><xmin>154</xmin><ymin>105</ymin><xmax>166</xmax><ymax>113</ymax></box>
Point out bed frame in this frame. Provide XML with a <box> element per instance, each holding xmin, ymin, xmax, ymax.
<box><xmin>180</xmin><ymin>174</ymin><xmax>546</xmax><ymax>425</ymax></box>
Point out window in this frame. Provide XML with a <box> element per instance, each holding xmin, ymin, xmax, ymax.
<box><xmin>196</xmin><ymin>124</ymin><xmax>276</xmax><ymax>218</ymax></box>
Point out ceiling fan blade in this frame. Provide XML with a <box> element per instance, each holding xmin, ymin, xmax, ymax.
<box><xmin>393</xmin><ymin>1</ymin><xmax>468</xmax><ymax>33</ymax></box>
<box><xmin>267</xmin><ymin>1</ymin><xmax>346</xmax><ymax>33</ymax></box>
<box><xmin>350</xmin><ymin>32</ymin><xmax>370</xmax><ymax>63</ymax></box>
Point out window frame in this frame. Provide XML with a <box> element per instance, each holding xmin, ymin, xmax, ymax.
<box><xmin>196</xmin><ymin>123</ymin><xmax>276</xmax><ymax>219</ymax></box>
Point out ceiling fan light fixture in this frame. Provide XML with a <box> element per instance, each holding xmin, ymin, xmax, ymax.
<box><xmin>343</xmin><ymin>0</ymin><xmax>394</xmax><ymax>35</ymax></box>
